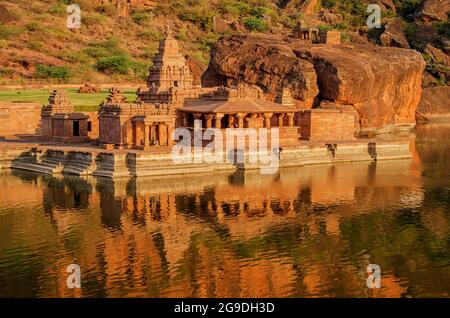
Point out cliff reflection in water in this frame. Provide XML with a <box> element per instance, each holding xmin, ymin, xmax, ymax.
<box><xmin>0</xmin><ymin>125</ymin><xmax>449</xmax><ymax>298</ymax></box>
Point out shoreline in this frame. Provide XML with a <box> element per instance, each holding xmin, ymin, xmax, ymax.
<box><xmin>0</xmin><ymin>139</ymin><xmax>413</xmax><ymax>179</ymax></box>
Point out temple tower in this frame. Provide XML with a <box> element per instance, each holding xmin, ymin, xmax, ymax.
<box><xmin>41</xmin><ymin>90</ymin><xmax>75</xmax><ymax>115</ymax></box>
<box><xmin>146</xmin><ymin>28</ymin><xmax>194</xmax><ymax>94</ymax></box>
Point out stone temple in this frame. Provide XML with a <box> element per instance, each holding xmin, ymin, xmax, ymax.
<box><xmin>2</xmin><ymin>29</ymin><xmax>416</xmax><ymax>179</ymax></box>
<box><xmin>42</xmin><ymin>29</ymin><xmax>357</xmax><ymax>149</ymax></box>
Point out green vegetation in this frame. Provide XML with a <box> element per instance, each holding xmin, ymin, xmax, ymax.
<box><xmin>321</xmin><ymin>0</ymin><xmax>336</xmax><ymax>9</ymax></box>
<box><xmin>131</xmin><ymin>11</ymin><xmax>153</xmax><ymax>25</ymax></box>
<box><xmin>34</xmin><ymin>65</ymin><xmax>72</xmax><ymax>82</ymax></box>
<box><xmin>0</xmin><ymin>24</ymin><xmax>23</xmax><ymax>39</ymax></box>
<box><xmin>96</xmin><ymin>55</ymin><xmax>131</xmax><ymax>75</ymax></box>
<box><xmin>0</xmin><ymin>0</ymin><xmax>447</xmax><ymax>86</ymax></box>
<box><xmin>435</xmin><ymin>22</ymin><xmax>450</xmax><ymax>39</ymax></box>
<box><xmin>422</xmin><ymin>53</ymin><xmax>449</xmax><ymax>87</ymax></box>
<box><xmin>393</xmin><ymin>0</ymin><xmax>424</xmax><ymax>17</ymax></box>
<box><xmin>243</xmin><ymin>16</ymin><xmax>269</xmax><ymax>32</ymax></box>
<box><xmin>0</xmin><ymin>88</ymin><xmax>137</xmax><ymax>111</ymax></box>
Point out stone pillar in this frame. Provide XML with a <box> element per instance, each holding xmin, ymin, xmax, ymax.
<box><xmin>236</xmin><ymin>113</ymin><xmax>247</xmax><ymax>128</ymax></box>
<box><xmin>205</xmin><ymin>114</ymin><xmax>214</xmax><ymax>129</ymax></box>
<box><xmin>167</xmin><ymin>124</ymin><xmax>174</xmax><ymax>147</ymax></box>
<box><xmin>193</xmin><ymin>113</ymin><xmax>203</xmax><ymax>128</ymax></box>
<box><xmin>277</xmin><ymin>114</ymin><xmax>285</xmax><ymax>127</ymax></box>
<box><xmin>143</xmin><ymin>123</ymin><xmax>149</xmax><ymax>148</ymax></box>
<box><xmin>214</xmin><ymin>114</ymin><xmax>224</xmax><ymax>129</ymax></box>
<box><xmin>159</xmin><ymin>123</ymin><xmax>167</xmax><ymax>146</ymax></box>
<box><xmin>263</xmin><ymin>113</ymin><xmax>273</xmax><ymax>128</ymax></box>
<box><xmin>135</xmin><ymin>122</ymin><xmax>141</xmax><ymax>147</ymax></box>
<box><xmin>182</xmin><ymin>113</ymin><xmax>189</xmax><ymax>127</ymax></box>
<box><xmin>150</xmin><ymin>124</ymin><xmax>156</xmax><ymax>143</ymax></box>
<box><xmin>287</xmin><ymin>113</ymin><xmax>295</xmax><ymax>126</ymax></box>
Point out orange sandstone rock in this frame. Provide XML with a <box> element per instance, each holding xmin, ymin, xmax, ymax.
<box><xmin>203</xmin><ymin>35</ymin><xmax>319</xmax><ymax>109</ymax></box>
<box><xmin>206</xmin><ymin>35</ymin><xmax>426</xmax><ymax>131</ymax></box>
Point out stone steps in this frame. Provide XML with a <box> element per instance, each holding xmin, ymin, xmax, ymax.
<box><xmin>63</xmin><ymin>159</ymin><xmax>96</xmax><ymax>176</ymax></box>
<box><xmin>11</xmin><ymin>161</ymin><xmax>60</xmax><ymax>175</ymax></box>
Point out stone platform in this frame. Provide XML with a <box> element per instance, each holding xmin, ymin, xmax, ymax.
<box><xmin>0</xmin><ymin>139</ymin><xmax>413</xmax><ymax>178</ymax></box>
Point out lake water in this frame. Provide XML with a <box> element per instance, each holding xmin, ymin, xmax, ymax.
<box><xmin>0</xmin><ymin>125</ymin><xmax>449</xmax><ymax>298</ymax></box>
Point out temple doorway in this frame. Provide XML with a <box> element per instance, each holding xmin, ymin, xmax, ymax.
<box><xmin>73</xmin><ymin>121</ymin><xmax>80</xmax><ymax>137</ymax></box>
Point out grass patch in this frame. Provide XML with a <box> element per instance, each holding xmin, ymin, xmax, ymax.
<box><xmin>0</xmin><ymin>88</ymin><xmax>137</xmax><ymax>111</ymax></box>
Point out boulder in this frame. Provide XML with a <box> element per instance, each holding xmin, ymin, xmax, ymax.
<box><xmin>185</xmin><ymin>55</ymin><xmax>207</xmax><ymax>87</ymax></box>
<box><xmin>408</xmin><ymin>24</ymin><xmax>439</xmax><ymax>49</ymax></box>
<box><xmin>213</xmin><ymin>16</ymin><xmax>229</xmax><ymax>34</ymax></box>
<box><xmin>422</xmin><ymin>71</ymin><xmax>438</xmax><ymax>87</ymax></box>
<box><xmin>78</xmin><ymin>83</ymin><xmax>100</xmax><ymax>94</ymax></box>
<box><xmin>417</xmin><ymin>86</ymin><xmax>450</xmax><ymax>120</ymax></box>
<box><xmin>380</xmin><ymin>18</ymin><xmax>410</xmax><ymax>48</ymax></box>
<box><xmin>415</xmin><ymin>0</ymin><xmax>450</xmax><ymax>23</ymax></box>
<box><xmin>425</xmin><ymin>44</ymin><xmax>450</xmax><ymax>68</ymax></box>
<box><xmin>361</xmin><ymin>0</ymin><xmax>396</xmax><ymax>12</ymax></box>
<box><xmin>319</xmin><ymin>10</ymin><xmax>344</xmax><ymax>25</ymax></box>
<box><xmin>347</xmin><ymin>31</ymin><xmax>370</xmax><ymax>45</ymax></box>
<box><xmin>206</xmin><ymin>35</ymin><xmax>426</xmax><ymax>131</ymax></box>
<box><xmin>203</xmin><ymin>35</ymin><xmax>319</xmax><ymax>108</ymax></box>
<box><xmin>293</xmin><ymin>43</ymin><xmax>425</xmax><ymax>130</ymax></box>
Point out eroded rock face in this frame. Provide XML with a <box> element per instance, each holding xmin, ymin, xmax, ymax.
<box><xmin>417</xmin><ymin>86</ymin><xmax>450</xmax><ymax>118</ymax></box>
<box><xmin>380</xmin><ymin>18</ymin><xmax>410</xmax><ymax>48</ymax></box>
<box><xmin>206</xmin><ymin>35</ymin><xmax>426</xmax><ymax>131</ymax></box>
<box><xmin>425</xmin><ymin>44</ymin><xmax>450</xmax><ymax>68</ymax></box>
<box><xmin>203</xmin><ymin>35</ymin><xmax>319</xmax><ymax>108</ymax></box>
<box><xmin>185</xmin><ymin>55</ymin><xmax>207</xmax><ymax>87</ymax></box>
<box><xmin>294</xmin><ymin>43</ymin><xmax>425</xmax><ymax>130</ymax></box>
<box><xmin>415</xmin><ymin>0</ymin><xmax>450</xmax><ymax>22</ymax></box>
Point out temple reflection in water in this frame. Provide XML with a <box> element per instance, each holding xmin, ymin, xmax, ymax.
<box><xmin>0</xmin><ymin>125</ymin><xmax>449</xmax><ymax>298</ymax></box>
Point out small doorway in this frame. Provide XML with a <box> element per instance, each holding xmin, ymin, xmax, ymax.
<box><xmin>73</xmin><ymin>121</ymin><xmax>80</xmax><ymax>137</ymax></box>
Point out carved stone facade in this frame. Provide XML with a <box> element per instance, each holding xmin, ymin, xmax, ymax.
<box><xmin>136</xmin><ymin>30</ymin><xmax>206</xmax><ymax>106</ymax></box>
<box><xmin>41</xmin><ymin>91</ymin><xmax>90</xmax><ymax>143</ymax></box>
<box><xmin>179</xmin><ymin>84</ymin><xmax>300</xmax><ymax>147</ymax></box>
<box><xmin>98</xmin><ymin>88</ymin><xmax>175</xmax><ymax>149</ymax></box>
<box><xmin>45</xmin><ymin>31</ymin><xmax>357</xmax><ymax>150</ymax></box>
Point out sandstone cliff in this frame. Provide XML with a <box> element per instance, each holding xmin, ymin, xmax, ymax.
<box><xmin>203</xmin><ymin>35</ymin><xmax>319</xmax><ymax>108</ymax></box>
<box><xmin>204</xmin><ymin>35</ymin><xmax>426</xmax><ymax>132</ymax></box>
<box><xmin>417</xmin><ymin>86</ymin><xmax>450</xmax><ymax>121</ymax></box>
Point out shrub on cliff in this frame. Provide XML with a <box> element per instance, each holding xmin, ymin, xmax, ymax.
<box><xmin>321</xmin><ymin>0</ymin><xmax>337</xmax><ymax>9</ymax></box>
<box><xmin>95</xmin><ymin>55</ymin><xmax>131</xmax><ymax>75</ymax></box>
<box><xmin>132</xmin><ymin>12</ymin><xmax>152</xmax><ymax>25</ymax></box>
<box><xmin>393</xmin><ymin>0</ymin><xmax>425</xmax><ymax>17</ymax></box>
<box><xmin>243</xmin><ymin>16</ymin><xmax>269</xmax><ymax>32</ymax></box>
<box><xmin>217</xmin><ymin>0</ymin><xmax>252</xmax><ymax>16</ymax></box>
<box><xmin>34</xmin><ymin>65</ymin><xmax>72</xmax><ymax>81</ymax></box>
<box><xmin>179</xmin><ymin>6</ymin><xmax>215</xmax><ymax>31</ymax></box>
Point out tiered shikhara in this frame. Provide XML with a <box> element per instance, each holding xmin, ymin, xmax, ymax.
<box><xmin>41</xmin><ymin>90</ymin><xmax>90</xmax><ymax>143</ymax></box>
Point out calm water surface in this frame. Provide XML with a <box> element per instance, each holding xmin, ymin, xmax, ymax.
<box><xmin>0</xmin><ymin>125</ymin><xmax>449</xmax><ymax>298</ymax></box>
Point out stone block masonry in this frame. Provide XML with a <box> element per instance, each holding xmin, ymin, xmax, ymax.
<box><xmin>299</xmin><ymin>109</ymin><xmax>356</xmax><ymax>141</ymax></box>
<box><xmin>2</xmin><ymin>140</ymin><xmax>413</xmax><ymax>178</ymax></box>
<box><xmin>0</xmin><ymin>103</ymin><xmax>41</xmax><ymax>138</ymax></box>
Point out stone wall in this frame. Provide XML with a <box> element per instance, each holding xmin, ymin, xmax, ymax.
<box><xmin>85</xmin><ymin>112</ymin><xmax>100</xmax><ymax>140</ymax></box>
<box><xmin>0</xmin><ymin>103</ymin><xmax>41</xmax><ymax>138</ymax></box>
<box><xmin>299</xmin><ymin>109</ymin><xmax>356</xmax><ymax>141</ymax></box>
